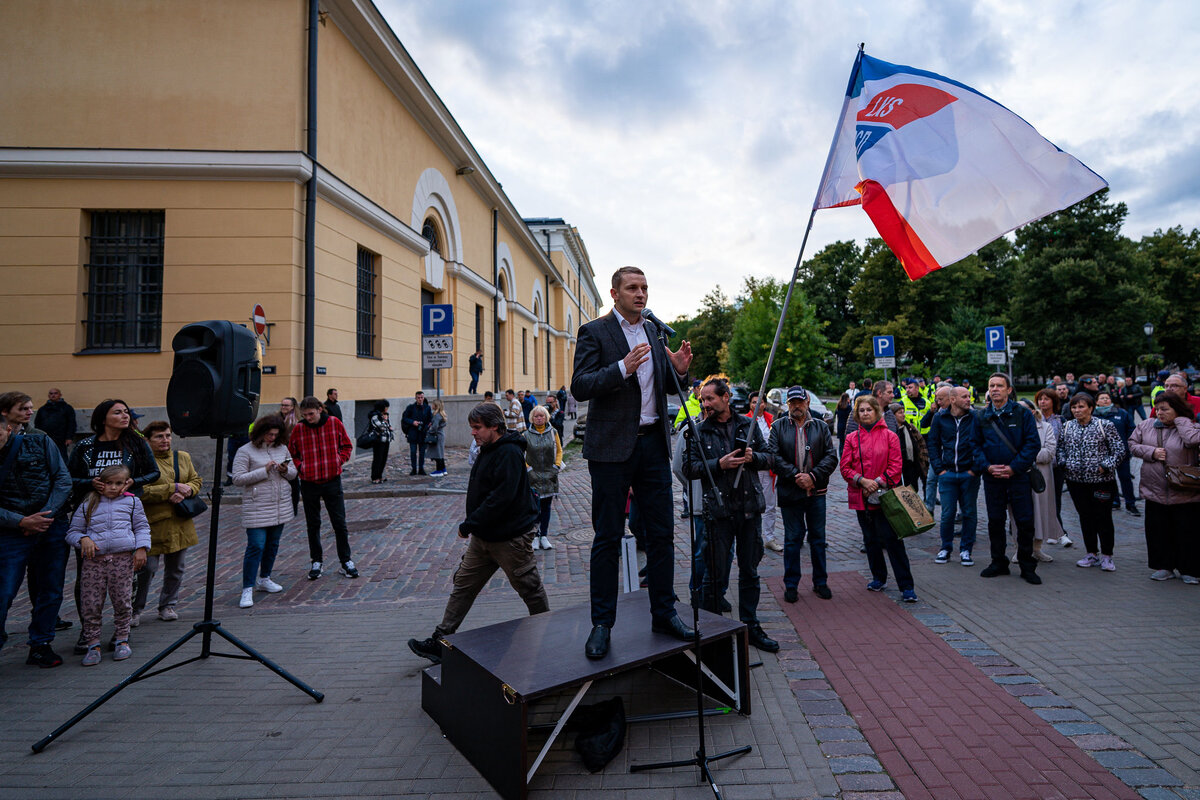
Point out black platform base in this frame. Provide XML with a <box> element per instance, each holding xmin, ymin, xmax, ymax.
<box><xmin>420</xmin><ymin>592</ymin><xmax>749</xmax><ymax>800</ymax></box>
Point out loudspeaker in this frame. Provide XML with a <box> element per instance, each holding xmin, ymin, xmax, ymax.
<box><xmin>167</xmin><ymin>320</ymin><xmax>261</xmax><ymax>437</ymax></box>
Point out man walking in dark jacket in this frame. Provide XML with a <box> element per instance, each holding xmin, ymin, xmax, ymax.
<box><xmin>928</xmin><ymin>387</ymin><xmax>983</xmax><ymax>566</ymax></box>
<box><xmin>684</xmin><ymin>379</ymin><xmax>778</xmax><ymax>652</ymax></box>
<box><xmin>977</xmin><ymin>374</ymin><xmax>1042</xmax><ymax>584</ymax></box>
<box><xmin>401</xmin><ymin>391</ymin><xmax>433</xmax><ymax>476</ymax></box>
<box><xmin>408</xmin><ymin>403</ymin><xmax>549</xmax><ymax>663</ymax></box>
<box><xmin>766</xmin><ymin>386</ymin><xmax>837</xmax><ymax>602</ymax></box>
<box><xmin>34</xmin><ymin>388</ymin><xmax>76</xmax><ymax>458</ymax></box>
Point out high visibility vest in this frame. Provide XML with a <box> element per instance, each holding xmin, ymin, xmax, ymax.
<box><xmin>901</xmin><ymin>393</ymin><xmax>932</xmax><ymax>435</ymax></box>
<box><xmin>1151</xmin><ymin>385</ymin><xmax>1165</xmax><ymax>403</ymax></box>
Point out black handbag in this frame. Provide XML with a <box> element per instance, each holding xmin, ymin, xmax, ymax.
<box><xmin>987</xmin><ymin>413</ymin><xmax>1046</xmax><ymax>493</ymax></box>
<box><xmin>173</xmin><ymin>451</ymin><xmax>208</xmax><ymax>519</ymax></box>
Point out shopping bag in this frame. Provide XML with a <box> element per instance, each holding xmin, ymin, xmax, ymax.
<box><xmin>879</xmin><ymin>485</ymin><xmax>935</xmax><ymax>539</ymax></box>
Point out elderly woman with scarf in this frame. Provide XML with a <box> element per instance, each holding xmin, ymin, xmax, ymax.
<box><xmin>524</xmin><ymin>405</ymin><xmax>563</xmax><ymax>552</ymax></box>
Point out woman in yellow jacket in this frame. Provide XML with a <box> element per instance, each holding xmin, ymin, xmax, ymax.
<box><xmin>131</xmin><ymin>420</ymin><xmax>202</xmax><ymax>625</ymax></box>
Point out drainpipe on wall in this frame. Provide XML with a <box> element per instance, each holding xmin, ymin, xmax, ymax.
<box><xmin>542</xmin><ymin>230</ymin><xmax>552</xmax><ymax>390</ymax></box>
<box><xmin>492</xmin><ymin>208</ymin><xmax>500</xmax><ymax>395</ymax></box>
<box><xmin>302</xmin><ymin>0</ymin><xmax>319</xmax><ymax>398</ymax></box>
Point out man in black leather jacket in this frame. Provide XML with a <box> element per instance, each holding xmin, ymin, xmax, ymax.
<box><xmin>765</xmin><ymin>386</ymin><xmax>837</xmax><ymax>602</ymax></box>
<box><xmin>683</xmin><ymin>379</ymin><xmax>778</xmax><ymax>653</ymax></box>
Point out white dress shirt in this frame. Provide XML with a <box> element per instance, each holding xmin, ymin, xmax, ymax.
<box><xmin>616</xmin><ymin>315</ymin><xmax>658</xmax><ymax>425</ymax></box>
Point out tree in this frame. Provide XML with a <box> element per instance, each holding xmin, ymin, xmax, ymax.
<box><xmin>1137</xmin><ymin>226</ymin><xmax>1200</xmax><ymax>371</ymax></box>
<box><xmin>725</xmin><ymin>277</ymin><xmax>829</xmax><ymax>390</ymax></box>
<box><xmin>682</xmin><ymin>287</ymin><xmax>734</xmax><ymax>380</ymax></box>
<box><xmin>798</xmin><ymin>241</ymin><xmax>864</xmax><ymax>357</ymax></box>
<box><xmin>1008</xmin><ymin>190</ymin><xmax>1161</xmax><ymax>376</ymax></box>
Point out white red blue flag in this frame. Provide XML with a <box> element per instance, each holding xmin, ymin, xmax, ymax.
<box><xmin>815</xmin><ymin>51</ymin><xmax>1107</xmax><ymax>280</ymax></box>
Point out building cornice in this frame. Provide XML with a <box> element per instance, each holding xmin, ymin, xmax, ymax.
<box><xmin>316</xmin><ymin>165</ymin><xmax>429</xmax><ymax>255</ymax></box>
<box><xmin>0</xmin><ymin>148</ymin><xmax>311</xmax><ymax>181</ymax></box>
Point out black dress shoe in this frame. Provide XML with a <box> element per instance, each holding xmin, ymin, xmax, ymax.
<box><xmin>747</xmin><ymin>624</ymin><xmax>779</xmax><ymax>653</ymax></box>
<box><xmin>1020</xmin><ymin>570</ymin><xmax>1042</xmax><ymax>585</ymax></box>
<box><xmin>980</xmin><ymin>562</ymin><xmax>1011</xmax><ymax>578</ymax></box>
<box><xmin>585</xmin><ymin>625</ymin><xmax>610</xmax><ymax>659</ymax></box>
<box><xmin>783</xmin><ymin>587</ymin><xmax>798</xmax><ymax>603</ymax></box>
<box><xmin>54</xmin><ymin>617</ymin><xmax>72</xmax><ymax>631</ymax></box>
<box><xmin>718</xmin><ymin>597</ymin><xmax>732</xmax><ymax>613</ymax></box>
<box><xmin>651</xmin><ymin>615</ymin><xmax>695</xmax><ymax>642</ymax></box>
<box><xmin>813</xmin><ymin>584</ymin><xmax>833</xmax><ymax>600</ymax></box>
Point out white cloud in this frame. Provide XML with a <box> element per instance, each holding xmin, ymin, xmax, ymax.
<box><xmin>377</xmin><ymin>0</ymin><xmax>1199</xmax><ymax>319</ymax></box>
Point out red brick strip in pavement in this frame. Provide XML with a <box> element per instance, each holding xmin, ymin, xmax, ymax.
<box><xmin>771</xmin><ymin>571</ymin><xmax>1141</xmax><ymax>800</ymax></box>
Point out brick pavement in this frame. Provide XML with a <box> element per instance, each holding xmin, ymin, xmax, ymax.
<box><xmin>0</xmin><ymin>437</ymin><xmax>1197</xmax><ymax>798</ymax></box>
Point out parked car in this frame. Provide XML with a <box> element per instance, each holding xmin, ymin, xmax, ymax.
<box><xmin>575</xmin><ymin>401</ymin><xmax>681</xmax><ymax>443</ymax></box>
<box><xmin>729</xmin><ymin>385</ymin><xmax>751</xmax><ymax>414</ymax></box>
<box><xmin>764</xmin><ymin>387</ymin><xmax>835</xmax><ymax>435</ymax></box>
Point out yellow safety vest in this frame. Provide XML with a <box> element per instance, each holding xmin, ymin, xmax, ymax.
<box><xmin>901</xmin><ymin>393</ymin><xmax>932</xmax><ymax>435</ymax></box>
<box><xmin>1151</xmin><ymin>385</ymin><xmax>1165</xmax><ymax>403</ymax></box>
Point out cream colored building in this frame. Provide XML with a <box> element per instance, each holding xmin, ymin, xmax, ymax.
<box><xmin>0</xmin><ymin>0</ymin><xmax>601</xmax><ymax>429</ymax></box>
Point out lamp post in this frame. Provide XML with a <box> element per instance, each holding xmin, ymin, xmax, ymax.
<box><xmin>1143</xmin><ymin>322</ymin><xmax>1155</xmax><ymax>381</ymax></box>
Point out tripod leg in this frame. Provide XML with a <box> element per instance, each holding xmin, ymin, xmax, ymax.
<box><xmin>212</xmin><ymin>625</ymin><xmax>324</xmax><ymax>702</ymax></box>
<box><xmin>32</xmin><ymin>626</ymin><xmax>203</xmax><ymax>752</ymax></box>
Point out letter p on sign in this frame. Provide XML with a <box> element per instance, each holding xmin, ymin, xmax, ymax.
<box><xmin>422</xmin><ymin>304</ymin><xmax>454</xmax><ymax>336</ymax></box>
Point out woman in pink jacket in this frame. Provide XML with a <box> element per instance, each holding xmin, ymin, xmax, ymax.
<box><xmin>840</xmin><ymin>395</ymin><xmax>918</xmax><ymax>602</ymax></box>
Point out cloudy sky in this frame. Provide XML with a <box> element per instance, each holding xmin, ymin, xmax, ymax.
<box><xmin>376</xmin><ymin>0</ymin><xmax>1198</xmax><ymax>320</ymax></box>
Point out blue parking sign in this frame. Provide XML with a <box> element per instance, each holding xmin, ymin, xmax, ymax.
<box><xmin>984</xmin><ymin>325</ymin><xmax>1006</xmax><ymax>352</ymax></box>
<box><xmin>872</xmin><ymin>335</ymin><xmax>895</xmax><ymax>358</ymax></box>
<box><xmin>422</xmin><ymin>304</ymin><xmax>454</xmax><ymax>336</ymax></box>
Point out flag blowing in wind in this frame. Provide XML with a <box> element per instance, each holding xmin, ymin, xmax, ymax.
<box><xmin>815</xmin><ymin>51</ymin><xmax>1108</xmax><ymax>280</ymax></box>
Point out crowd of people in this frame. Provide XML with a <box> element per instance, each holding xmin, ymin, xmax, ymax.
<box><xmin>3</xmin><ymin>267</ymin><xmax>1197</xmax><ymax>673</ymax></box>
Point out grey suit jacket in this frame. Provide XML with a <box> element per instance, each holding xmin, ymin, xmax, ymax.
<box><xmin>570</xmin><ymin>311</ymin><xmax>686</xmax><ymax>463</ymax></box>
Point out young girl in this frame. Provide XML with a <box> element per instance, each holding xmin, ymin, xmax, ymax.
<box><xmin>66</xmin><ymin>465</ymin><xmax>151</xmax><ymax>666</ymax></box>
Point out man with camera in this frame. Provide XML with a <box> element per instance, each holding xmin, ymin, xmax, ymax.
<box><xmin>683</xmin><ymin>378</ymin><xmax>778</xmax><ymax>653</ymax></box>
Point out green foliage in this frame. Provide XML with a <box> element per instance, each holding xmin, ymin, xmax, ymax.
<box><xmin>725</xmin><ymin>277</ymin><xmax>830</xmax><ymax>390</ymax></box>
<box><xmin>666</xmin><ymin>189</ymin><xmax>1199</xmax><ymax>392</ymax></box>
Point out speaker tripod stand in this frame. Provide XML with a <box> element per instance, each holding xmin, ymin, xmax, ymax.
<box><xmin>33</xmin><ymin>434</ymin><xmax>323</xmax><ymax>753</ymax></box>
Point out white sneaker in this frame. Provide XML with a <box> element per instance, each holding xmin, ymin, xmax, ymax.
<box><xmin>239</xmin><ymin>588</ymin><xmax>254</xmax><ymax>608</ymax></box>
<box><xmin>532</xmin><ymin>536</ymin><xmax>541</xmax><ymax>550</ymax></box>
<box><xmin>764</xmin><ymin>538</ymin><xmax>784</xmax><ymax>553</ymax></box>
<box><xmin>1044</xmin><ymin>538</ymin><xmax>1059</xmax><ymax>546</ymax></box>
<box><xmin>1150</xmin><ymin>569</ymin><xmax>1175</xmax><ymax>581</ymax></box>
<box><xmin>935</xmin><ymin>549</ymin><xmax>950</xmax><ymax>564</ymax></box>
<box><xmin>1182</xmin><ymin>575</ymin><xmax>1199</xmax><ymax>585</ymax></box>
<box><xmin>960</xmin><ymin>550</ymin><xmax>974</xmax><ymax>566</ymax></box>
<box><xmin>1100</xmin><ymin>555</ymin><xmax>1116</xmax><ymax>572</ymax></box>
<box><xmin>539</xmin><ymin>536</ymin><xmax>554</xmax><ymax>550</ymax></box>
<box><xmin>130</xmin><ymin>612</ymin><xmax>141</xmax><ymax>628</ymax></box>
<box><xmin>1076</xmin><ymin>553</ymin><xmax>1100</xmax><ymax>568</ymax></box>
<box><xmin>256</xmin><ymin>576</ymin><xmax>284</xmax><ymax>593</ymax></box>
<box><xmin>1059</xmin><ymin>534</ymin><xmax>1074</xmax><ymax>548</ymax></box>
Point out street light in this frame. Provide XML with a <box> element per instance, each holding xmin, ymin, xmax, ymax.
<box><xmin>1143</xmin><ymin>322</ymin><xmax>1156</xmax><ymax>381</ymax></box>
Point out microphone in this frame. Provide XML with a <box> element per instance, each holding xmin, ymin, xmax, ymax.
<box><xmin>640</xmin><ymin>308</ymin><xmax>676</xmax><ymax>337</ymax></box>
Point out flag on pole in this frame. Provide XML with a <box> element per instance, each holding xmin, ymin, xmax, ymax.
<box><xmin>814</xmin><ymin>50</ymin><xmax>1107</xmax><ymax>280</ymax></box>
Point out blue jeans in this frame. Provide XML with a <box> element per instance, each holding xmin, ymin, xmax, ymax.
<box><xmin>780</xmin><ymin>496</ymin><xmax>828</xmax><ymax>589</ymax></box>
<box><xmin>937</xmin><ymin>471</ymin><xmax>980</xmax><ymax>553</ymax></box>
<box><xmin>0</xmin><ymin>517</ymin><xmax>69</xmax><ymax>649</ymax></box>
<box><xmin>924</xmin><ymin>462</ymin><xmax>939</xmax><ymax>511</ymax></box>
<box><xmin>1115</xmin><ymin>458</ymin><xmax>1137</xmax><ymax>510</ymax></box>
<box><xmin>243</xmin><ymin>525</ymin><xmax>285</xmax><ymax>589</ymax></box>
<box><xmin>689</xmin><ymin>515</ymin><xmax>707</xmax><ymax>595</ymax></box>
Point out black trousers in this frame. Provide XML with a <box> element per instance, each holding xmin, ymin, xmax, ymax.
<box><xmin>1145</xmin><ymin>500</ymin><xmax>1200</xmax><ymax>575</ymax></box>
<box><xmin>370</xmin><ymin>442</ymin><xmax>389</xmax><ymax>481</ymax></box>
<box><xmin>1067</xmin><ymin>480</ymin><xmax>1117</xmax><ymax>555</ymax></box>
<box><xmin>300</xmin><ymin>477</ymin><xmax>352</xmax><ymax>565</ymax></box>
<box><xmin>856</xmin><ymin>509</ymin><xmax>914</xmax><ymax>591</ymax></box>
<box><xmin>703</xmin><ymin>512</ymin><xmax>763</xmax><ymax>624</ymax></box>
<box><xmin>983</xmin><ymin>475</ymin><xmax>1036</xmax><ymax>572</ymax></box>
<box><xmin>587</xmin><ymin>434</ymin><xmax>676</xmax><ymax>627</ymax></box>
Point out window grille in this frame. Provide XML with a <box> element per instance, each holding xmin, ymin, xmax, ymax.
<box><xmin>356</xmin><ymin>246</ymin><xmax>378</xmax><ymax>358</ymax></box>
<box><xmin>83</xmin><ymin>211</ymin><xmax>164</xmax><ymax>351</ymax></box>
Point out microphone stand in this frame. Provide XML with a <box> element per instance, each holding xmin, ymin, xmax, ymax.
<box><xmin>629</xmin><ymin>316</ymin><xmax>750</xmax><ymax>799</ymax></box>
<box><xmin>33</xmin><ymin>434</ymin><xmax>324</xmax><ymax>752</ymax></box>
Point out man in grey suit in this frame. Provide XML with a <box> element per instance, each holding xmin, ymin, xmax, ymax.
<box><xmin>571</xmin><ymin>266</ymin><xmax>694</xmax><ymax>659</ymax></box>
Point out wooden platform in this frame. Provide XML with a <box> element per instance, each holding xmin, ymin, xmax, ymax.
<box><xmin>421</xmin><ymin>592</ymin><xmax>750</xmax><ymax>800</ymax></box>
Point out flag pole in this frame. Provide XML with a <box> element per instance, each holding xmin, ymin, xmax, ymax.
<box><xmin>750</xmin><ymin>44</ymin><xmax>865</xmax><ymax>421</ymax></box>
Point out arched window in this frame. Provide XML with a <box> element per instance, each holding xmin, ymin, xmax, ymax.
<box><xmin>422</xmin><ymin>218</ymin><xmax>442</xmax><ymax>255</ymax></box>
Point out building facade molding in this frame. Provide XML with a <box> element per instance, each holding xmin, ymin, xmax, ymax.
<box><xmin>411</xmin><ymin>167</ymin><xmax>463</xmax><ymax>292</ymax></box>
<box><xmin>0</xmin><ymin>147</ymin><xmax>312</xmax><ymax>182</ymax></box>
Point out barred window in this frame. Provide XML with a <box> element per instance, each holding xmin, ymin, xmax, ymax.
<box><xmin>356</xmin><ymin>246</ymin><xmax>379</xmax><ymax>358</ymax></box>
<box><xmin>83</xmin><ymin>211</ymin><xmax>164</xmax><ymax>351</ymax></box>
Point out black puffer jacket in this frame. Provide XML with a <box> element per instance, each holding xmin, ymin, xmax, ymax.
<box><xmin>765</xmin><ymin>414</ymin><xmax>838</xmax><ymax>507</ymax></box>
<box><xmin>461</xmin><ymin>431</ymin><xmax>539</xmax><ymax>541</ymax></box>
<box><xmin>0</xmin><ymin>433</ymin><xmax>72</xmax><ymax>529</ymax></box>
